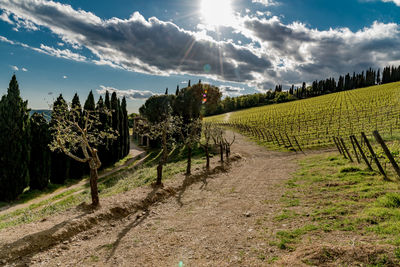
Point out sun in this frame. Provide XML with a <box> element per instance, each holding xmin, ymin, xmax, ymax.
<box><xmin>200</xmin><ymin>0</ymin><xmax>235</xmax><ymax>27</ymax></box>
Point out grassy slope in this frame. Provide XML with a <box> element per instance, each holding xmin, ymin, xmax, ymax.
<box><xmin>0</xmin><ymin>145</ymin><xmax>206</xmax><ymax>230</ymax></box>
<box><xmin>260</xmin><ymin>152</ymin><xmax>400</xmax><ymax>265</ymax></box>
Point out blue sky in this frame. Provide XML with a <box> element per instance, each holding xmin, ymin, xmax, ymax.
<box><xmin>0</xmin><ymin>0</ymin><xmax>399</xmax><ymax>113</ymax></box>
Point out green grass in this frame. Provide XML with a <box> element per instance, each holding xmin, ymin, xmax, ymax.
<box><xmin>264</xmin><ymin>152</ymin><xmax>400</xmax><ymax>257</ymax></box>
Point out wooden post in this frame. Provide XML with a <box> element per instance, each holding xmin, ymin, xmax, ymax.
<box><xmin>336</xmin><ymin>137</ymin><xmax>347</xmax><ymax>159</ymax></box>
<box><xmin>361</xmin><ymin>132</ymin><xmax>386</xmax><ymax>178</ymax></box>
<box><xmin>340</xmin><ymin>138</ymin><xmax>353</xmax><ymax>162</ymax></box>
<box><xmin>373</xmin><ymin>130</ymin><xmax>400</xmax><ymax>180</ymax></box>
<box><xmin>349</xmin><ymin>136</ymin><xmax>360</xmax><ymax>163</ymax></box>
<box><xmin>285</xmin><ymin>133</ymin><xmax>296</xmax><ymax>152</ymax></box>
<box><xmin>278</xmin><ymin>132</ymin><xmax>287</xmax><ymax>147</ymax></box>
<box><xmin>333</xmin><ymin>137</ymin><xmax>343</xmax><ymax>155</ymax></box>
<box><xmin>351</xmin><ymin>135</ymin><xmax>373</xmax><ymax>171</ymax></box>
<box><xmin>272</xmin><ymin>132</ymin><xmax>281</xmax><ymax>146</ymax></box>
<box><xmin>293</xmin><ymin>136</ymin><xmax>305</xmax><ymax>155</ymax></box>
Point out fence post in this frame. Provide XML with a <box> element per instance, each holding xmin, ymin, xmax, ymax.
<box><xmin>373</xmin><ymin>130</ymin><xmax>400</xmax><ymax>180</ymax></box>
<box><xmin>272</xmin><ymin>131</ymin><xmax>281</xmax><ymax>146</ymax></box>
<box><xmin>361</xmin><ymin>132</ymin><xmax>386</xmax><ymax>178</ymax></box>
<box><xmin>293</xmin><ymin>136</ymin><xmax>305</xmax><ymax>155</ymax></box>
<box><xmin>340</xmin><ymin>138</ymin><xmax>353</xmax><ymax>162</ymax></box>
<box><xmin>285</xmin><ymin>133</ymin><xmax>296</xmax><ymax>152</ymax></box>
<box><xmin>349</xmin><ymin>136</ymin><xmax>360</xmax><ymax>163</ymax></box>
<box><xmin>351</xmin><ymin>135</ymin><xmax>373</xmax><ymax>171</ymax></box>
<box><xmin>333</xmin><ymin>137</ymin><xmax>343</xmax><ymax>155</ymax></box>
<box><xmin>336</xmin><ymin>137</ymin><xmax>348</xmax><ymax>159</ymax></box>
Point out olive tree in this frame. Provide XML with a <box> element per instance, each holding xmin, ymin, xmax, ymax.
<box><xmin>49</xmin><ymin>104</ymin><xmax>116</xmax><ymax>206</ymax></box>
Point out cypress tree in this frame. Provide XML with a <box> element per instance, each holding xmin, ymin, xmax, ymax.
<box><xmin>29</xmin><ymin>113</ymin><xmax>51</xmax><ymax>190</ymax></box>
<box><xmin>121</xmin><ymin>97</ymin><xmax>130</xmax><ymax>156</ymax></box>
<box><xmin>176</xmin><ymin>85</ymin><xmax>180</xmax><ymax>96</ymax></box>
<box><xmin>70</xmin><ymin>93</ymin><xmax>85</xmax><ymax>179</ymax></box>
<box><xmin>84</xmin><ymin>90</ymin><xmax>96</xmax><ymax>111</ymax></box>
<box><xmin>111</xmin><ymin>92</ymin><xmax>120</xmax><ymax>162</ymax></box>
<box><xmin>50</xmin><ymin>94</ymin><xmax>70</xmax><ymax>184</ymax></box>
<box><xmin>0</xmin><ymin>75</ymin><xmax>30</xmax><ymax>201</ymax></box>
<box><xmin>118</xmin><ymin>99</ymin><xmax>124</xmax><ymax>159</ymax></box>
<box><xmin>103</xmin><ymin>91</ymin><xmax>112</xmax><ymax>166</ymax></box>
<box><xmin>96</xmin><ymin>96</ymin><xmax>109</xmax><ymax>168</ymax></box>
<box><xmin>165</xmin><ymin>88</ymin><xmax>168</xmax><ymax>95</ymax></box>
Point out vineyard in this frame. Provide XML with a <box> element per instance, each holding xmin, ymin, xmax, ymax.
<box><xmin>206</xmin><ymin>82</ymin><xmax>400</xmax><ymax>150</ymax></box>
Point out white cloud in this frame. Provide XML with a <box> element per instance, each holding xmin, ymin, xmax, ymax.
<box><xmin>219</xmin><ymin>85</ymin><xmax>245</xmax><ymax>96</ymax></box>
<box><xmin>97</xmin><ymin>85</ymin><xmax>154</xmax><ymax>100</ymax></box>
<box><xmin>0</xmin><ymin>35</ymin><xmax>14</xmax><ymax>44</ymax></box>
<box><xmin>63</xmin><ymin>75</ymin><xmax>67</xmax><ymax>79</ymax></box>
<box><xmin>10</xmin><ymin>65</ymin><xmax>18</xmax><ymax>71</ymax></box>
<box><xmin>252</xmin><ymin>0</ymin><xmax>279</xmax><ymax>7</ymax></box>
<box><xmin>0</xmin><ymin>10</ymin><xmax>12</xmax><ymax>24</ymax></box>
<box><xmin>37</xmin><ymin>44</ymin><xmax>87</xmax><ymax>62</ymax></box>
<box><xmin>381</xmin><ymin>0</ymin><xmax>400</xmax><ymax>6</ymax></box>
<box><xmin>21</xmin><ymin>67</ymin><xmax>27</xmax><ymax>71</ymax></box>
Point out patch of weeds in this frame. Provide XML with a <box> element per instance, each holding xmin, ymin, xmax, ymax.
<box><xmin>340</xmin><ymin>166</ymin><xmax>362</xmax><ymax>173</ymax></box>
<box><xmin>89</xmin><ymin>255</ymin><xmax>99</xmax><ymax>262</ymax></box>
<box><xmin>267</xmin><ymin>256</ymin><xmax>279</xmax><ymax>264</ymax></box>
<box><xmin>275</xmin><ymin>224</ymin><xmax>318</xmax><ymax>250</ymax></box>
<box><xmin>274</xmin><ymin>209</ymin><xmax>298</xmax><ymax>221</ymax></box>
<box><xmin>376</xmin><ymin>193</ymin><xmax>400</xmax><ymax>208</ymax></box>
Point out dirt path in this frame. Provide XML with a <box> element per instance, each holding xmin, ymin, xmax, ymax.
<box><xmin>0</xmin><ymin>140</ymin><xmax>146</xmax><ymax>217</ymax></box>
<box><xmin>0</xmin><ymin>132</ymin><xmax>309</xmax><ymax>266</ymax></box>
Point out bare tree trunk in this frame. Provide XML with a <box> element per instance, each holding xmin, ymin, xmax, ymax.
<box><xmin>225</xmin><ymin>143</ymin><xmax>229</xmax><ymax>160</ymax></box>
<box><xmin>156</xmin><ymin>126</ymin><xmax>168</xmax><ymax>186</ymax></box>
<box><xmin>89</xmin><ymin>167</ymin><xmax>99</xmax><ymax>206</ymax></box>
<box><xmin>220</xmin><ymin>142</ymin><xmax>224</xmax><ymax>163</ymax></box>
<box><xmin>156</xmin><ymin>163</ymin><xmax>163</xmax><ymax>185</ymax></box>
<box><xmin>186</xmin><ymin>145</ymin><xmax>192</xmax><ymax>175</ymax></box>
<box><xmin>205</xmin><ymin>145</ymin><xmax>210</xmax><ymax>170</ymax></box>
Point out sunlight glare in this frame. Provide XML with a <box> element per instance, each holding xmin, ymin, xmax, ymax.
<box><xmin>201</xmin><ymin>0</ymin><xmax>235</xmax><ymax>27</ymax></box>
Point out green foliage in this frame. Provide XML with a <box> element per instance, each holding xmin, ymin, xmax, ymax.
<box><xmin>29</xmin><ymin>113</ymin><xmax>51</xmax><ymax>190</ymax></box>
<box><xmin>0</xmin><ymin>75</ymin><xmax>30</xmax><ymax>201</ymax></box>
<box><xmin>50</xmin><ymin>94</ymin><xmax>70</xmax><ymax>184</ymax></box>
<box><xmin>139</xmin><ymin>94</ymin><xmax>175</xmax><ymax>123</ymax></box>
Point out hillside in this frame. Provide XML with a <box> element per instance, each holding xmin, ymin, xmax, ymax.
<box><xmin>206</xmin><ymin>82</ymin><xmax>400</xmax><ymax>150</ymax></box>
<box><xmin>2</xmin><ymin>133</ymin><xmax>400</xmax><ymax>266</ymax></box>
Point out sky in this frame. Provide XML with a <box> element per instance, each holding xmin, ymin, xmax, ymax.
<box><xmin>0</xmin><ymin>0</ymin><xmax>400</xmax><ymax>113</ymax></box>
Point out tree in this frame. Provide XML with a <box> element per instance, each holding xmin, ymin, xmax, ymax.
<box><xmin>70</xmin><ymin>93</ymin><xmax>85</xmax><ymax>179</ymax></box>
<box><xmin>84</xmin><ymin>90</ymin><xmax>96</xmax><ymax>111</ymax></box>
<box><xmin>200</xmin><ymin>123</ymin><xmax>212</xmax><ymax>170</ymax></box>
<box><xmin>0</xmin><ymin>75</ymin><xmax>30</xmax><ymax>201</ymax></box>
<box><xmin>118</xmin><ymin>99</ymin><xmax>124</xmax><ymax>159</ymax></box>
<box><xmin>139</xmin><ymin>95</ymin><xmax>176</xmax><ymax>185</ymax></box>
<box><xmin>50</xmin><ymin>95</ymin><xmax>70</xmax><ymax>184</ymax></box>
<box><xmin>111</xmin><ymin>92</ymin><xmax>120</xmax><ymax>162</ymax></box>
<box><xmin>29</xmin><ymin>113</ymin><xmax>51</xmax><ymax>190</ymax></box>
<box><xmin>121</xmin><ymin>97</ymin><xmax>130</xmax><ymax>156</ymax></box>
<box><xmin>177</xmin><ymin>118</ymin><xmax>202</xmax><ymax>175</ymax></box>
<box><xmin>49</xmin><ymin>104</ymin><xmax>116</xmax><ymax>206</ymax></box>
